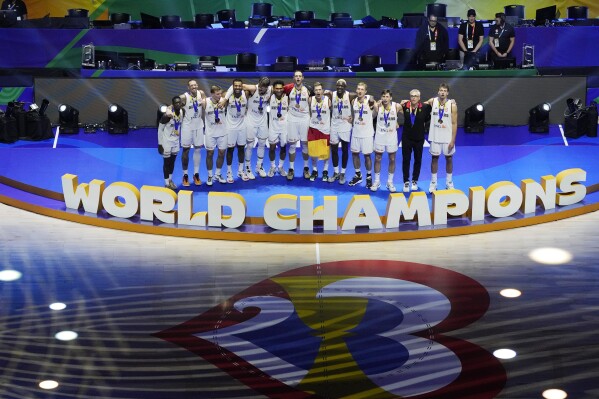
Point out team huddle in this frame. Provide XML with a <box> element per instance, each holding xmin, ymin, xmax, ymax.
<box><xmin>157</xmin><ymin>71</ymin><xmax>457</xmax><ymax>194</ymax></box>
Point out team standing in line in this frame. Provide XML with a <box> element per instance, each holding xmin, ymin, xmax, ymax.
<box><xmin>158</xmin><ymin>71</ymin><xmax>457</xmax><ymax>194</ymax></box>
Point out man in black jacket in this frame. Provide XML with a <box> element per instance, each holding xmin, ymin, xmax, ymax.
<box><xmin>1</xmin><ymin>0</ymin><xmax>27</xmax><ymax>20</ymax></box>
<box><xmin>400</xmin><ymin>89</ymin><xmax>432</xmax><ymax>192</ymax></box>
<box><xmin>414</xmin><ymin>14</ymin><xmax>449</xmax><ymax>68</ymax></box>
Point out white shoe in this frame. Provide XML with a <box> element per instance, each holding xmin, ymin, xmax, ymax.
<box><xmin>446</xmin><ymin>181</ymin><xmax>454</xmax><ymax>190</ymax></box>
<box><xmin>206</xmin><ymin>176</ymin><xmax>213</xmax><ymax>186</ymax></box>
<box><xmin>370</xmin><ymin>180</ymin><xmax>381</xmax><ymax>192</ymax></box>
<box><xmin>215</xmin><ymin>174</ymin><xmax>227</xmax><ymax>184</ymax></box>
<box><xmin>256</xmin><ymin>166</ymin><xmax>267</xmax><ymax>178</ymax></box>
<box><xmin>278</xmin><ymin>166</ymin><xmax>286</xmax><ymax>176</ymax></box>
<box><xmin>411</xmin><ymin>180</ymin><xmax>418</xmax><ymax>191</ymax></box>
<box><xmin>237</xmin><ymin>170</ymin><xmax>249</xmax><ymax>181</ymax></box>
<box><xmin>429</xmin><ymin>181</ymin><xmax>437</xmax><ymax>193</ymax></box>
<box><xmin>403</xmin><ymin>182</ymin><xmax>410</xmax><ymax>193</ymax></box>
<box><xmin>227</xmin><ymin>171</ymin><xmax>234</xmax><ymax>184</ymax></box>
<box><xmin>267</xmin><ymin>166</ymin><xmax>276</xmax><ymax>177</ymax></box>
<box><xmin>245</xmin><ymin>168</ymin><xmax>256</xmax><ymax>180</ymax></box>
<box><xmin>387</xmin><ymin>182</ymin><xmax>397</xmax><ymax>193</ymax></box>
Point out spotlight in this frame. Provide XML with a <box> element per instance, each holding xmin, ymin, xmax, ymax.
<box><xmin>106</xmin><ymin>103</ymin><xmax>128</xmax><ymax>134</ymax></box>
<box><xmin>156</xmin><ymin>104</ymin><xmax>168</xmax><ymax>126</ymax></box>
<box><xmin>529</xmin><ymin>102</ymin><xmax>551</xmax><ymax>133</ymax></box>
<box><xmin>464</xmin><ymin>103</ymin><xmax>485</xmax><ymax>133</ymax></box>
<box><xmin>58</xmin><ymin>104</ymin><xmax>80</xmax><ymax>134</ymax></box>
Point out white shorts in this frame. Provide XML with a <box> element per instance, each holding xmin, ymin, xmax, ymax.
<box><xmin>162</xmin><ymin>142</ymin><xmax>179</xmax><ymax>158</ymax></box>
<box><xmin>350</xmin><ymin>136</ymin><xmax>374</xmax><ymax>155</ymax></box>
<box><xmin>287</xmin><ymin>118</ymin><xmax>310</xmax><ymax>143</ymax></box>
<box><xmin>374</xmin><ymin>132</ymin><xmax>398</xmax><ymax>153</ymax></box>
<box><xmin>205</xmin><ymin>134</ymin><xmax>227</xmax><ymax>151</ymax></box>
<box><xmin>227</xmin><ymin>128</ymin><xmax>247</xmax><ymax>147</ymax></box>
<box><xmin>330</xmin><ymin>129</ymin><xmax>351</xmax><ymax>145</ymax></box>
<box><xmin>181</xmin><ymin>126</ymin><xmax>205</xmax><ymax>148</ymax></box>
<box><xmin>429</xmin><ymin>141</ymin><xmax>456</xmax><ymax>156</ymax></box>
<box><xmin>268</xmin><ymin>129</ymin><xmax>288</xmax><ymax>146</ymax></box>
<box><xmin>246</xmin><ymin>123</ymin><xmax>269</xmax><ymax>142</ymax></box>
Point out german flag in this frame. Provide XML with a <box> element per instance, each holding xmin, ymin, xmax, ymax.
<box><xmin>307</xmin><ymin>127</ymin><xmax>330</xmax><ymax>160</ymax></box>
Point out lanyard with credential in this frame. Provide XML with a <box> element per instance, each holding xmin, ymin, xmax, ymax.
<box><xmin>428</xmin><ymin>27</ymin><xmax>438</xmax><ymax>42</ymax></box>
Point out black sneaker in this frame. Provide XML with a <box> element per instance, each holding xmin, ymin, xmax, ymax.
<box><xmin>287</xmin><ymin>168</ymin><xmax>294</xmax><ymax>181</ymax></box>
<box><xmin>366</xmin><ymin>175</ymin><xmax>373</xmax><ymax>189</ymax></box>
<box><xmin>322</xmin><ymin>171</ymin><xmax>329</xmax><ymax>182</ymax></box>
<box><xmin>348</xmin><ymin>174</ymin><xmax>363</xmax><ymax>186</ymax></box>
<box><xmin>310</xmin><ymin>170</ymin><xmax>318</xmax><ymax>181</ymax></box>
<box><xmin>303</xmin><ymin>167</ymin><xmax>310</xmax><ymax>179</ymax></box>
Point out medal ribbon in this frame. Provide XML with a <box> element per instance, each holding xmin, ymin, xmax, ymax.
<box><xmin>359</xmin><ymin>102</ymin><xmax>364</xmax><ymax>120</ymax></box>
<box><xmin>235</xmin><ymin>97</ymin><xmax>241</xmax><ymax>113</ymax></box>
<box><xmin>190</xmin><ymin>92</ymin><xmax>198</xmax><ymax>113</ymax></box>
<box><xmin>438</xmin><ymin>101</ymin><xmax>446</xmax><ymax>123</ymax></box>
<box><xmin>259</xmin><ymin>96</ymin><xmax>263</xmax><ymax>109</ymax></box>
<box><xmin>295</xmin><ymin>89</ymin><xmax>301</xmax><ymax>106</ymax></box>
<box><xmin>316</xmin><ymin>100</ymin><xmax>322</xmax><ymax>119</ymax></box>
<box><xmin>337</xmin><ymin>95</ymin><xmax>343</xmax><ymax>115</ymax></box>
<box><xmin>383</xmin><ymin>105</ymin><xmax>390</xmax><ymax>126</ymax></box>
<box><xmin>173</xmin><ymin>112</ymin><xmax>180</xmax><ymax>132</ymax></box>
<box><xmin>277</xmin><ymin>99</ymin><xmax>282</xmax><ymax>116</ymax></box>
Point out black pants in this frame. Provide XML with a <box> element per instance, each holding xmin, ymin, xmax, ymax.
<box><xmin>402</xmin><ymin>137</ymin><xmax>424</xmax><ymax>182</ymax></box>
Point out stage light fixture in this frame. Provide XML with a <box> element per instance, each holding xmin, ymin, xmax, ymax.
<box><xmin>106</xmin><ymin>103</ymin><xmax>129</xmax><ymax>134</ymax></box>
<box><xmin>529</xmin><ymin>102</ymin><xmax>551</xmax><ymax>133</ymax></box>
<box><xmin>58</xmin><ymin>104</ymin><xmax>80</xmax><ymax>134</ymax></box>
<box><xmin>464</xmin><ymin>103</ymin><xmax>485</xmax><ymax>133</ymax></box>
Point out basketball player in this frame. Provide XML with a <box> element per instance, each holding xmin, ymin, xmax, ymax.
<box><xmin>328</xmin><ymin>79</ymin><xmax>356</xmax><ymax>184</ymax></box>
<box><xmin>307</xmin><ymin>82</ymin><xmax>331</xmax><ymax>181</ymax></box>
<box><xmin>424</xmin><ymin>83</ymin><xmax>457</xmax><ymax>192</ymax></box>
<box><xmin>371</xmin><ymin>90</ymin><xmax>401</xmax><ymax>192</ymax></box>
<box><xmin>179</xmin><ymin>79</ymin><xmax>206</xmax><ymax>186</ymax></box>
<box><xmin>204</xmin><ymin>86</ymin><xmax>228</xmax><ymax>186</ymax></box>
<box><xmin>267</xmin><ymin>80</ymin><xmax>289</xmax><ymax>177</ymax></box>
<box><xmin>348</xmin><ymin>82</ymin><xmax>377</xmax><ymax>188</ymax></box>
<box><xmin>287</xmin><ymin>70</ymin><xmax>311</xmax><ymax>179</ymax></box>
<box><xmin>224</xmin><ymin>79</ymin><xmax>249</xmax><ymax>183</ymax></box>
<box><xmin>243</xmin><ymin>77</ymin><xmax>272</xmax><ymax>178</ymax></box>
<box><xmin>158</xmin><ymin>96</ymin><xmax>184</xmax><ymax>190</ymax></box>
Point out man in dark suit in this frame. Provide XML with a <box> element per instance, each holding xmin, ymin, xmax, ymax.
<box><xmin>399</xmin><ymin>89</ymin><xmax>432</xmax><ymax>192</ymax></box>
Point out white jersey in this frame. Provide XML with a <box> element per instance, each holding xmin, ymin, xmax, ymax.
<box><xmin>181</xmin><ymin>91</ymin><xmax>204</xmax><ymax>130</ymax></box>
<box><xmin>160</xmin><ymin>109</ymin><xmax>183</xmax><ymax>145</ymax></box>
<box><xmin>225</xmin><ymin>92</ymin><xmax>248</xmax><ymax>130</ymax></box>
<box><xmin>351</xmin><ymin>95</ymin><xmax>375</xmax><ymax>138</ymax></box>
<box><xmin>375</xmin><ymin>102</ymin><xmax>398</xmax><ymax>136</ymax></box>
<box><xmin>287</xmin><ymin>85</ymin><xmax>310</xmax><ymax>122</ymax></box>
<box><xmin>205</xmin><ymin>98</ymin><xmax>226</xmax><ymax>137</ymax></box>
<box><xmin>269</xmin><ymin>94</ymin><xmax>289</xmax><ymax>134</ymax></box>
<box><xmin>246</xmin><ymin>87</ymin><xmax>271</xmax><ymax>127</ymax></box>
<box><xmin>429</xmin><ymin>97</ymin><xmax>453</xmax><ymax>143</ymax></box>
<box><xmin>309</xmin><ymin>96</ymin><xmax>331</xmax><ymax>134</ymax></box>
<box><xmin>331</xmin><ymin>91</ymin><xmax>352</xmax><ymax>133</ymax></box>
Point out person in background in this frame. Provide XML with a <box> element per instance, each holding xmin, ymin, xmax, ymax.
<box><xmin>415</xmin><ymin>14</ymin><xmax>449</xmax><ymax>68</ymax></box>
<box><xmin>1</xmin><ymin>0</ymin><xmax>27</xmax><ymax>20</ymax></box>
<box><xmin>488</xmin><ymin>12</ymin><xmax>516</xmax><ymax>65</ymax></box>
<box><xmin>458</xmin><ymin>9</ymin><xmax>484</xmax><ymax>69</ymax></box>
